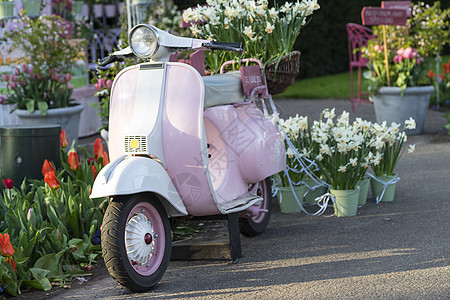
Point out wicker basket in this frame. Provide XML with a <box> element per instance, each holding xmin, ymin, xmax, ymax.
<box><xmin>265</xmin><ymin>51</ymin><xmax>301</xmax><ymax>95</ymax></box>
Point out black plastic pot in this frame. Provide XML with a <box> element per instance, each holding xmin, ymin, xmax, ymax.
<box><xmin>0</xmin><ymin>125</ymin><xmax>61</xmax><ymax>188</ymax></box>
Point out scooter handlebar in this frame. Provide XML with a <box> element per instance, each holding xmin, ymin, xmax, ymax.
<box><xmin>205</xmin><ymin>41</ymin><xmax>245</xmax><ymax>53</ymax></box>
<box><xmin>99</xmin><ymin>55</ymin><xmax>118</xmax><ymax>67</ymax></box>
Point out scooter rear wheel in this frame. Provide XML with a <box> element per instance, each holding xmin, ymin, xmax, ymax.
<box><xmin>239</xmin><ymin>178</ymin><xmax>272</xmax><ymax>237</ymax></box>
<box><xmin>101</xmin><ymin>193</ymin><xmax>171</xmax><ymax>292</ymax></box>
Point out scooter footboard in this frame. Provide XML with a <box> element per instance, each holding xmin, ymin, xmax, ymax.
<box><xmin>90</xmin><ymin>156</ymin><xmax>188</xmax><ymax>217</ymax></box>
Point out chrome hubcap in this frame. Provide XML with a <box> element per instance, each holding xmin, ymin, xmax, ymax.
<box><xmin>125</xmin><ymin>213</ymin><xmax>155</xmax><ymax>264</ymax></box>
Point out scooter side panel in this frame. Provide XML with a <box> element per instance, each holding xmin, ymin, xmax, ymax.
<box><xmin>162</xmin><ymin>63</ymin><xmax>220</xmax><ymax>216</ymax></box>
<box><xmin>204</xmin><ymin>103</ymin><xmax>285</xmax><ymax>199</ymax></box>
<box><xmin>90</xmin><ymin>156</ymin><xmax>188</xmax><ymax>217</ymax></box>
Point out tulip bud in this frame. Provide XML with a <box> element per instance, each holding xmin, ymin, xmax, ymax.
<box><xmin>56</xmin><ymin>228</ymin><xmax>62</xmax><ymax>240</ymax></box>
<box><xmin>27</xmin><ymin>208</ymin><xmax>33</xmax><ymax>221</ymax></box>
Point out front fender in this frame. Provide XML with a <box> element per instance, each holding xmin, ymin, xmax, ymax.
<box><xmin>90</xmin><ymin>156</ymin><xmax>187</xmax><ymax>216</ymax></box>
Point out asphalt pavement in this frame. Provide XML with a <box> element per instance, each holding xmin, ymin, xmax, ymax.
<box><xmin>19</xmin><ymin>98</ymin><xmax>450</xmax><ymax>300</ymax></box>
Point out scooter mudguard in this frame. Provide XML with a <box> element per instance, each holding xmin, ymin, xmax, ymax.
<box><xmin>90</xmin><ymin>156</ymin><xmax>188</xmax><ymax>217</ymax></box>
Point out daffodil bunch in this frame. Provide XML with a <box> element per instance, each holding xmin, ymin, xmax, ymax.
<box><xmin>368</xmin><ymin>118</ymin><xmax>416</xmax><ymax>177</ymax></box>
<box><xmin>310</xmin><ymin>109</ymin><xmax>372</xmax><ymax>190</ymax></box>
<box><xmin>182</xmin><ymin>0</ymin><xmax>320</xmax><ymax>73</ymax></box>
<box><xmin>277</xmin><ymin>114</ymin><xmax>314</xmax><ymax>187</ymax></box>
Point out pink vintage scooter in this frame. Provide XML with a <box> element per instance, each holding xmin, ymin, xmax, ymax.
<box><xmin>90</xmin><ymin>24</ymin><xmax>285</xmax><ymax>292</ymax></box>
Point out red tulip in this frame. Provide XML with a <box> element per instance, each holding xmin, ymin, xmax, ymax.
<box><xmin>2</xmin><ymin>178</ymin><xmax>13</xmax><ymax>189</ymax></box>
<box><xmin>427</xmin><ymin>70</ymin><xmax>436</xmax><ymax>79</ymax></box>
<box><xmin>42</xmin><ymin>159</ymin><xmax>55</xmax><ymax>177</ymax></box>
<box><xmin>93</xmin><ymin>138</ymin><xmax>104</xmax><ymax>160</ymax></box>
<box><xmin>68</xmin><ymin>149</ymin><xmax>80</xmax><ymax>171</ymax></box>
<box><xmin>44</xmin><ymin>171</ymin><xmax>60</xmax><ymax>189</ymax></box>
<box><xmin>60</xmin><ymin>130</ymin><xmax>69</xmax><ymax>148</ymax></box>
<box><xmin>443</xmin><ymin>62</ymin><xmax>450</xmax><ymax>74</ymax></box>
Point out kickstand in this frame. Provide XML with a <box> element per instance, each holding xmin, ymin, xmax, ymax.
<box><xmin>227</xmin><ymin>213</ymin><xmax>242</xmax><ymax>263</ymax></box>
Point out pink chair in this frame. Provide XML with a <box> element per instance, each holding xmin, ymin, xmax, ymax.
<box><xmin>346</xmin><ymin>23</ymin><xmax>374</xmax><ymax>112</ymax></box>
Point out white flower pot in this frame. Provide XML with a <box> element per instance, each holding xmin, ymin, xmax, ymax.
<box><xmin>373</xmin><ymin>86</ymin><xmax>434</xmax><ymax>135</ymax></box>
<box><xmin>15</xmin><ymin>104</ymin><xmax>84</xmax><ymax>145</ymax></box>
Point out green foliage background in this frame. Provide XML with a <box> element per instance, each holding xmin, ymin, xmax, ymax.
<box><xmin>173</xmin><ymin>0</ymin><xmax>450</xmax><ymax>79</ymax></box>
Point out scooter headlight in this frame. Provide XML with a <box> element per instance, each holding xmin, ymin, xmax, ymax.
<box><xmin>129</xmin><ymin>25</ymin><xmax>159</xmax><ymax>59</ymax></box>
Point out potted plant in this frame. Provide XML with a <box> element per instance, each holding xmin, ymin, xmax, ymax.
<box><xmin>310</xmin><ymin>109</ymin><xmax>371</xmax><ymax>217</ymax></box>
<box><xmin>368</xmin><ymin>118</ymin><xmax>416</xmax><ymax>203</ymax></box>
<box><xmin>182</xmin><ymin>0</ymin><xmax>320</xmax><ymax>94</ymax></box>
<box><xmin>2</xmin><ymin>13</ymin><xmax>86</xmax><ymax>143</ymax></box>
<box><xmin>363</xmin><ymin>1</ymin><xmax>450</xmax><ymax>135</ymax></box>
<box><xmin>275</xmin><ymin>114</ymin><xmax>311</xmax><ymax>213</ymax></box>
<box><xmin>0</xmin><ymin>0</ymin><xmax>15</xmax><ymax>19</ymax></box>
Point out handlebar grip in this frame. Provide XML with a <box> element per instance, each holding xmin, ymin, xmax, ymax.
<box><xmin>206</xmin><ymin>41</ymin><xmax>244</xmax><ymax>52</ymax></box>
<box><xmin>99</xmin><ymin>55</ymin><xmax>117</xmax><ymax>67</ymax></box>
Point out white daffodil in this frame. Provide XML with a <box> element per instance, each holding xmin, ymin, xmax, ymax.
<box><xmin>337</xmin><ymin>111</ymin><xmax>350</xmax><ymax>125</ymax></box>
<box><xmin>243</xmin><ymin>25</ymin><xmax>254</xmax><ymax>38</ymax></box>
<box><xmin>338</xmin><ymin>165</ymin><xmax>347</xmax><ymax>173</ymax></box>
<box><xmin>323</xmin><ymin>108</ymin><xmax>336</xmax><ymax>120</ymax></box>
<box><xmin>265</xmin><ymin>21</ymin><xmax>275</xmax><ymax>33</ymax></box>
<box><xmin>405</xmin><ymin>117</ymin><xmax>416</xmax><ymax>130</ymax></box>
<box><xmin>286</xmin><ymin>147</ymin><xmax>294</xmax><ymax>158</ymax></box>
<box><xmin>190</xmin><ymin>24</ymin><xmax>201</xmax><ymax>37</ymax></box>
<box><xmin>349</xmin><ymin>157</ymin><xmax>358</xmax><ymax>167</ymax></box>
<box><xmin>268</xmin><ymin>7</ymin><xmax>278</xmax><ymax>19</ymax></box>
<box><xmin>408</xmin><ymin>144</ymin><xmax>416</xmax><ymax>153</ymax></box>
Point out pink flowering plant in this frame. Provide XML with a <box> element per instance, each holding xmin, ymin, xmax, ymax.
<box><xmin>362</xmin><ymin>1</ymin><xmax>450</xmax><ymax>94</ymax></box>
<box><xmin>2</xmin><ymin>13</ymin><xmax>85</xmax><ymax>115</ymax></box>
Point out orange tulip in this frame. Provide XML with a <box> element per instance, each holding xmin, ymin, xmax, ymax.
<box><xmin>427</xmin><ymin>70</ymin><xmax>435</xmax><ymax>78</ymax></box>
<box><xmin>60</xmin><ymin>130</ymin><xmax>69</xmax><ymax>148</ymax></box>
<box><xmin>92</xmin><ymin>165</ymin><xmax>98</xmax><ymax>179</ymax></box>
<box><xmin>42</xmin><ymin>159</ymin><xmax>55</xmax><ymax>177</ymax></box>
<box><xmin>103</xmin><ymin>150</ymin><xmax>110</xmax><ymax>166</ymax></box>
<box><xmin>44</xmin><ymin>170</ymin><xmax>60</xmax><ymax>189</ymax></box>
<box><xmin>68</xmin><ymin>149</ymin><xmax>80</xmax><ymax>171</ymax></box>
<box><xmin>0</xmin><ymin>233</ymin><xmax>16</xmax><ymax>273</ymax></box>
<box><xmin>93</xmin><ymin>138</ymin><xmax>104</xmax><ymax>160</ymax></box>
<box><xmin>0</xmin><ymin>233</ymin><xmax>14</xmax><ymax>257</ymax></box>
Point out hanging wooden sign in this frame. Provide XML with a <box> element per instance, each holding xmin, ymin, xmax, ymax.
<box><xmin>361</xmin><ymin>7</ymin><xmax>407</xmax><ymax>26</ymax></box>
<box><xmin>381</xmin><ymin>1</ymin><xmax>412</xmax><ymax>18</ymax></box>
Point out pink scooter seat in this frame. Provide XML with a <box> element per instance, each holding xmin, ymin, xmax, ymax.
<box><xmin>203</xmin><ymin>71</ymin><xmax>244</xmax><ymax>108</ymax></box>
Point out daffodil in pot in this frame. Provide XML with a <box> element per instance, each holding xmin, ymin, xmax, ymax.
<box><xmin>182</xmin><ymin>0</ymin><xmax>320</xmax><ymax>94</ymax></box>
<box><xmin>2</xmin><ymin>13</ymin><xmax>86</xmax><ymax>144</ymax></box>
<box><xmin>311</xmin><ymin>109</ymin><xmax>371</xmax><ymax>217</ymax></box>
<box><xmin>275</xmin><ymin>115</ymin><xmax>310</xmax><ymax>213</ymax></box>
<box><xmin>363</xmin><ymin>1</ymin><xmax>450</xmax><ymax>135</ymax></box>
<box><xmin>368</xmin><ymin>118</ymin><xmax>416</xmax><ymax>203</ymax></box>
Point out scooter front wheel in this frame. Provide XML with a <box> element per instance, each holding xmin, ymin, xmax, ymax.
<box><xmin>101</xmin><ymin>193</ymin><xmax>171</xmax><ymax>292</ymax></box>
<box><xmin>239</xmin><ymin>178</ymin><xmax>272</xmax><ymax>237</ymax></box>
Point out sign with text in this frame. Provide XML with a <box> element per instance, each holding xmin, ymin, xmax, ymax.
<box><xmin>382</xmin><ymin>1</ymin><xmax>412</xmax><ymax>18</ymax></box>
<box><xmin>240</xmin><ymin>65</ymin><xmax>263</xmax><ymax>98</ymax></box>
<box><xmin>361</xmin><ymin>7</ymin><xmax>407</xmax><ymax>26</ymax></box>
